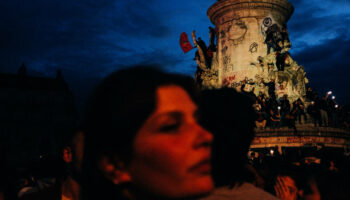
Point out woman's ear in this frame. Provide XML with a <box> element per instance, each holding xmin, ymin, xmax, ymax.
<box><xmin>98</xmin><ymin>155</ymin><xmax>132</xmax><ymax>184</ymax></box>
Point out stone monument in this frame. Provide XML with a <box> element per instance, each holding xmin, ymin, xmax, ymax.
<box><xmin>193</xmin><ymin>0</ymin><xmax>308</xmax><ymax>102</ymax></box>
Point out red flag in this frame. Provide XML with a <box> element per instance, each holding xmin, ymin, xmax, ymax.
<box><xmin>180</xmin><ymin>32</ymin><xmax>194</xmax><ymax>53</ymax></box>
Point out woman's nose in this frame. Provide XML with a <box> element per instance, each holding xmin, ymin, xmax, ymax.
<box><xmin>193</xmin><ymin>124</ymin><xmax>213</xmax><ymax>149</ymax></box>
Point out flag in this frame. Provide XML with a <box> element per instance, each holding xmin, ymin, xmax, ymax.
<box><xmin>180</xmin><ymin>32</ymin><xmax>194</xmax><ymax>53</ymax></box>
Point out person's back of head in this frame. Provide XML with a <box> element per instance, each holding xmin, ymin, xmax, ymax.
<box><xmin>199</xmin><ymin>88</ymin><xmax>255</xmax><ymax>187</ymax></box>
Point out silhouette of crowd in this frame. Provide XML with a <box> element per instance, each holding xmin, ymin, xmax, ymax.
<box><xmin>248</xmin><ymin>86</ymin><xmax>349</xmax><ymax>133</ymax></box>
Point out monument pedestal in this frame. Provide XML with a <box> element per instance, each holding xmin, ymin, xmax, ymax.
<box><xmin>251</xmin><ymin>125</ymin><xmax>350</xmax><ymax>152</ymax></box>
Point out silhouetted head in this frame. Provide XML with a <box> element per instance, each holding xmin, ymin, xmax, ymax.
<box><xmin>199</xmin><ymin>88</ymin><xmax>255</xmax><ymax>187</ymax></box>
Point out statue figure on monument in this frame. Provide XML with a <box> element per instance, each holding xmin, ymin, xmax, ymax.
<box><xmin>192</xmin><ymin>30</ymin><xmax>209</xmax><ymax>71</ymax></box>
<box><xmin>207</xmin><ymin>26</ymin><xmax>217</xmax><ymax>66</ymax></box>
<box><xmin>191</xmin><ymin>30</ymin><xmax>218</xmax><ymax>88</ymax></box>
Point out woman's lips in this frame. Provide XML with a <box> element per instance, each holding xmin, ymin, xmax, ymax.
<box><xmin>189</xmin><ymin>158</ymin><xmax>211</xmax><ymax>174</ymax></box>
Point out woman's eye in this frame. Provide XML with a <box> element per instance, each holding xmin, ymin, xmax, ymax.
<box><xmin>159</xmin><ymin>123</ymin><xmax>180</xmax><ymax>132</ymax></box>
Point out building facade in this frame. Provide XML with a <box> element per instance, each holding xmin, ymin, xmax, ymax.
<box><xmin>0</xmin><ymin>65</ymin><xmax>77</xmax><ymax>165</ymax></box>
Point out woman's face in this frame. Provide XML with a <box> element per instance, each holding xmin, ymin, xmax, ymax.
<box><xmin>127</xmin><ymin>85</ymin><xmax>213</xmax><ymax>198</ymax></box>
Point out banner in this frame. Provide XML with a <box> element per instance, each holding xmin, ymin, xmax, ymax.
<box><xmin>180</xmin><ymin>32</ymin><xmax>194</xmax><ymax>53</ymax></box>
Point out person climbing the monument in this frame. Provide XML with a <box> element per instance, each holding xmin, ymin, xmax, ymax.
<box><xmin>319</xmin><ymin>95</ymin><xmax>330</xmax><ymax>127</ymax></box>
<box><xmin>306</xmin><ymin>86</ymin><xmax>318</xmax><ymax>102</ymax></box>
<box><xmin>275</xmin><ymin>52</ymin><xmax>290</xmax><ymax>71</ymax></box>
<box><xmin>292</xmin><ymin>98</ymin><xmax>307</xmax><ymax>124</ymax></box>
<box><xmin>262</xmin><ymin>78</ymin><xmax>276</xmax><ymax>100</ymax></box>
<box><xmin>269</xmin><ymin>109</ymin><xmax>281</xmax><ymax>129</ymax></box>
<box><xmin>240</xmin><ymin>77</ymin><xmax>255</xmax><ymax>94</ymax></box>
<box><xmin>282</xmin><ymin>98</ymin><xmax>298</xmax><ymax>133</ymax></box>
<box><xmin>265</xmin><ymin>29</ymin><xmax>275</xmax><ymax>55</ymax></box>
<box><xmin>280</xmin><ymin>25</ymin><xmax>291</xmax><ymax>49</ymax></box>
<box><xmin>307</xmin><ymin>101</ymin><xmax>321</xmax><ymax>127</ymax></box>
<box><xmin>279</xmin><ymin>95</ymin><xmax>289</xmax><ymax>123</ymax></box>
<box><xmin>265</xmin><ymin>24</ymin><xmax>281</xmax><ymax>54</ymax></box>
<box><xmin>267</xmin><ymin>63</ymin><xmax>275</xmax><ymax>73</ymax></box>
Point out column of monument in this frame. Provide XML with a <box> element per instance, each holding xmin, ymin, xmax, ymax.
<box><xmin>196</xmin><ymin>0</ymin><xmax>308</xmax><ymax>102</ymax></box>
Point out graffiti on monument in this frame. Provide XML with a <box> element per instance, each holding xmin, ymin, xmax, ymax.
<box><xmin>260</xmin><ymin>17</ymin><xmax>274</xmax><ymax>37</ymax></box>
<box><xmin>223</xmin><ymin>56</ymin><xmax>234</xmax><ymax>73</ymax></box>
<box><xmin>221</xmin><ymin>46</ymin><xmax>228</xmax><ymax>55</ymax></box>
<box><xmin>249</xmin><ymin>42</ymin><xmax>258</xmax><ymax>53</ymax></box>
<box><xmin>252</xmin><ymin>136</ymin><xmax>346</xmax><ymax>145</ymax></box>
<box><xmin>222</xmin><ymin>75</ymin><xmax>236</xmax><ymax>86</ymax></box>
<box><xmin>263</xmin><ymin>17</ymin><xmax>273</xmax><ymax>27</ymax></box>
<box><xmin>223</xmin><ymin>64</ymin><xmax>234</xmax><ymax>73</ymax></box>
<box><xmin>223</xmin><ymin>56</ymin><xmax>231</xmax><ymax>65</ymax></box>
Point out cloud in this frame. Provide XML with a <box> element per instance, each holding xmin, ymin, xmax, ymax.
<box><xmin>293</xmin><ymin>32</ymin><xmax>350</xmax><ymax>69</ymax></box>
<box><xmin>286</xmin><ymin>0</ymin><xmax>350</xmax><ymax>103</ymax></box>
<box><xmin>0</xmin><ymin>0</ymin><xmax>171</xmax><ymax>74</ymax></box>
<box><xmin>291</xmin><ymin>34</ymin><xmax>350</xmax><ymax>104</ymax></box>
<box><xmin>109</xmin><ymin>0</ymin><xmax>170</xmax><ymax>38</ymax></box>
<box><xmin>288</xmin><ymin>0</ymin><xmax>350</xmax><ymax>51</ymax></box>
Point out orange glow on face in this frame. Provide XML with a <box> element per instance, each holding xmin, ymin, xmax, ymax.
<box><xmin>127</xmin><ymin>85</ymin><xmax>214</xmax><ymax>198</ymax></box>
<box><xmin>63</xmin><ymin>146</ymin><xmax>73</xmax><ymax>163</ymax></box>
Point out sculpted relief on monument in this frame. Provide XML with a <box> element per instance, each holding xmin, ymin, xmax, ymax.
<box><xmin>227</xmin><ymin>19</ymin><xmax>247</xmax><ymax>46</ymax></box>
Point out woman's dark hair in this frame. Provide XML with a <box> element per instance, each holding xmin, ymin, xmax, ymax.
<box><xmin>83</xmin><ymin>66</ymin><xmax>197</xmax><ymax>161</ymax></box>
<box><xmin>199</xmin><ymin>88</ymin><xmax>256</xmax><ymax>187</ymax></box>
<box><xmin>81</xmin><ymin>66</ymin><xmax>198</xmax><ymax>199</ymax></box>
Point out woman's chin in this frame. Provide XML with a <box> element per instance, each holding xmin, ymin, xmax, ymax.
<box><xmin>182</xmin><ymin>177</ymin><xmax>214</xmax><ymax>198</ymax></box>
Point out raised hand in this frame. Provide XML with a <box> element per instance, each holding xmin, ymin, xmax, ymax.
<box><xmin>274</xmin><ymin>176</ymin><xmax>298</xmax><ymax>200</ymax></box>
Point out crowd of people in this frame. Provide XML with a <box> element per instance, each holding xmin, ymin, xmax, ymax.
<box><xmin>305</xmin><ymin>87</ymin><xmax>349</xmax><ymax>128</ymax></box>
<box><xmin>248</xmin><ymin>86</ymin><xmax>349</xmax><ymax>132</ymax></box>
<box><xmin>0</xmin><ymin>66</ymin><xmax>349</xmax><ymax>200</ymax></box>
<box><xmin>248</xmin><ymin>145</ymin><xmax>350</xmax><ymax>200</ymax></box>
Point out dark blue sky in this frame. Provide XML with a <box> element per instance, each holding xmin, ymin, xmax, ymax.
<box><xmin>1</xmin><ymin>0</ymin><xmax>349</xmax><ymax>109</ymax></box>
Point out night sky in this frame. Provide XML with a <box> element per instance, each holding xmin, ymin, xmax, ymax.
<box><xmin>1</xmin><ymin>0</ymin><xmax>349</xmax><ymax>111</ymax></box>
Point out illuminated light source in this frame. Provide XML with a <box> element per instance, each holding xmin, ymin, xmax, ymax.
<box><xmin>327</xmin><ymin>91</ymin><xmax>332</xmax><ymax>95</ymax></box>
<box><xmin>278</xmin><ymin>106</ymin><xmax>281</xmax><ymax>110</ymax></box>
<box><xmin>332</xmin><ymin>96</ymin><xmax>335</xmax><ymax>100</ymax></box>
<box><xmin>335</xmin><ymin>105</ymin><xmax>338</xmax><ymax>108</ymax></box>
<box><xmin>270</xmin><ymin>149</ymin><xmax>274</xmax><ymax>155</ymax></box>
